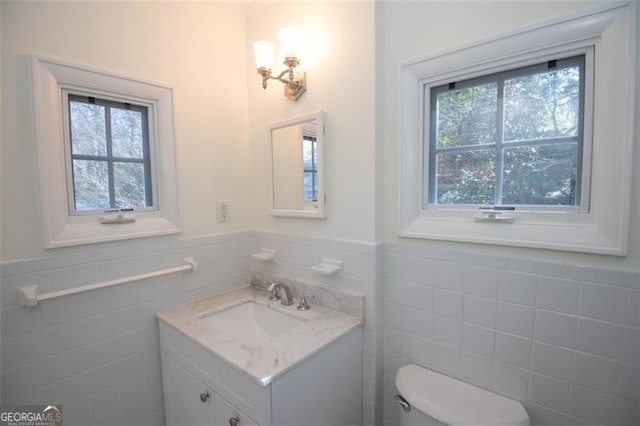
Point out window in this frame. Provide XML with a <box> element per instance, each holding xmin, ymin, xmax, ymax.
<box><xmin>398</xmin><ymin>4</ymin><xmax>636</xmax><ymax>255</ymax></box>
<box><xmin>32</xmin><ymin>56</ymin><xmax>180</xmax><ymax>248</ymax></box>
<box><xmin>302</xmin><ymin>135</ymin><xmax>318</xmax><ymax>202</ymax></box>
<box><xmin>427</xmin><ymin>55</ymin><xmax>586</xmax><ymax>210</ymax></box>
<box><xmin>65</xmin><ymin>93</ymin><xmax>154</xmax><ymax>213</ymax></box>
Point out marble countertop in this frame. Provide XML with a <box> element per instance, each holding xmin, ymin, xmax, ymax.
<box><xmin>156</xmin><ymin>286</ymin><xmax>364</xmax><ymax>387</ymax></box>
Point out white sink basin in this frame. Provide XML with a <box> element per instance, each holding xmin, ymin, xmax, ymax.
<box><xmin>199</xmin><ymin>302</ymin><xmax>305</xmax><ymax>340</ymax></box>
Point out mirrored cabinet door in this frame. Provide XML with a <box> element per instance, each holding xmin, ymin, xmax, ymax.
<box><xmin>269</xmin><ymin>111</ymin><xmax>326</xmax><ymax>219</ymax></box>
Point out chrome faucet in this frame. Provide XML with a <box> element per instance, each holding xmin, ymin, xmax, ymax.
<box><xmin>267</xmin><ymin>282</ymin><xmax>293</xmax><ymax>306</ymax></box>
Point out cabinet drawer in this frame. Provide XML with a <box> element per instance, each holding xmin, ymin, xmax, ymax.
<box><xmin>215</xmin><ymin>394</ymin><xmax>258</xmax><ymax>426</ymax></box>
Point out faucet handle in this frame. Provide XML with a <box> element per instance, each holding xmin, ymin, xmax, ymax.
<box><xmin>297</xmin><ymin>296</ymin><xmax>310</xmax><ymax>311</ymax></box>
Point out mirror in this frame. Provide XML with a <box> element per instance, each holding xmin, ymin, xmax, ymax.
<box><xmin>269</xmin><ymin>111</ymin><xmax>326</xmax><ymax>218</ymax></box>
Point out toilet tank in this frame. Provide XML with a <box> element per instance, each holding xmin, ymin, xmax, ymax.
<box><xmin>395</xmin><ymin>364</ymin><xmax>529</xmax><ymax>426</ymax></box>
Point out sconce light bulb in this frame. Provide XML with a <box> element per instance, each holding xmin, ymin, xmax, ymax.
<box><xmin>252</xmin><ymin>40</ymin><xmax>276</xmax><ymax>69</ymax></box>
<box><xmin>278</xmin><ymin>27</ymin><xmax>303</xmax><ymax>59</ymax></box>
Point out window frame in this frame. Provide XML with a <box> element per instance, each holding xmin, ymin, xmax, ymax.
<box><xmin>425</xmin><ymin>53</ymin><xmax>591</xmax><ymax>212</ymax></box>
<box><xmin>32</xmin><ymin>56</ymin><xmax>180</xmax><ymax>248</ymax></box>
<box><xmin>398</xmin><ymin>3</ymin><xmax>636</xmax><ymax>255</ymax></box>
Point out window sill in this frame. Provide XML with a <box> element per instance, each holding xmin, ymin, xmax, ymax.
<box><xmin>400</xmin><ymin>213</ymin><xmax>627</xmax><ymax>256</ymax></box>
<box><xmin>46</xmin><ymin>216</ymin><xmax>180</xmax><ymax>248</ymax></box>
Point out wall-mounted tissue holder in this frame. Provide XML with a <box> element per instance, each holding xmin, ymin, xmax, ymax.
<box><xmin>311</xmin><ymin>258</ymin><xmax>343</xmax><ymax>276</ymax></box>
<box><xmin>251</xmin><ymin>248</ymin><xmax>277</xmax><ymax>262</ymax></box>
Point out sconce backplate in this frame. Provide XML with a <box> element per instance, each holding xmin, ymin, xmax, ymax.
<box><xmin>284</xmin><ymin>72</ymin><xmax>306</xmax><ymax>101</ymax></box>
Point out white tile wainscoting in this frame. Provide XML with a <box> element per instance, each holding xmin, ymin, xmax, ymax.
<box><xmin>2</xmin><ymin>231</ymin><xmax>638</xmax><ymax>426</ymax></box>
<box><xmin>383</xmin><ymin>243</ymin><xmax>640</xmax><ymax>426</ymax></box>
<box><xmin>1</xmin><ymin>231</ymin><xmax>385</xmax><ymax>426</ymax></box>
<box><xmin>0</xmin><ymin>232</ymin><xmax>251</xmax><ymax>425</ymax></box>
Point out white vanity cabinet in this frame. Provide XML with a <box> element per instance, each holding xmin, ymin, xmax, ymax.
<box><xmin>159</xmin><ymin>321</ymin><xmax>362</xmax><ymax>426</ymax></box>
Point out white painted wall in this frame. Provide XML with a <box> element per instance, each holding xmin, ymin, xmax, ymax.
<box><xmin>1</xmin><ymin>3</ymin><xmax>255</xmax><ymax>422</ymax></box>
<box><xmin>2</xmin><ymin>1</ymin><xmax>638</xmax><ymax>425</ymax></box>
<box><xmin>380</xmin><ymin>0</ymin><xmax>640</xmax><ymax>272</ymax></box>
<box><xmin>244</xmin><ymin>5</ymin><xmax>381</xmax><ymax>423</ymax></box>
<box><xmin>1</xmin><ymin>1</ymin><xmax>252</xmax><ymax>262</ymax></box>
<box><xmin>245</xmin><ymin>1</ymin><xmax>377</xmax><ymax>243</ymax></box>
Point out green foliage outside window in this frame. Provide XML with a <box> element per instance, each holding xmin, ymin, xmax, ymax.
<box><xmin>430</xmin><ymin>56</ymin><xmax>583</xmax><ymax>207</ymax></box>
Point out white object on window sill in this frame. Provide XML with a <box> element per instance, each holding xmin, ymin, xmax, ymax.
<box><xmin>473</xmin><ymin>211</ymin><xmax>515</xmax><ymax>224</ymax></box>
<box><xmin>251</xmin><ymin>248</ymin><xmax>277</xmax><ymax>262</ymax></box>
<box><xmin>100</xmin><ymin>213</ymin><xmax>136</xmax><ymax>224</ymax></box>
<box><xmin>311</xmin><ymin>258</ymin><xmax>343</xmax><ymax>276</ymax></box>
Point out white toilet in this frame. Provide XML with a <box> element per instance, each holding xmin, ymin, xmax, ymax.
<box><xmin>395</xmin><ymin>364</ymin><xmax>530</xmax><ymax>426</ymax></box>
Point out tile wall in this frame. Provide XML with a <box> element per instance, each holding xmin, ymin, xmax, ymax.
<box><xmin>383</xmin><ymin>242</ymin><xmax>640</xmax><ymax>426</ymax></box>
<box><xmin>249</xmin><ymin>231</ymin><xmax>384</xmax><ymax>426</ymax></box>
<box><xmin>3</xmin><ymin>230</ymin><xmax>637</xmax><ymax>426</ymax></box>
<box><xmin>0</xmin><ymin>232</ymin><xmax>251</xmax><ymax>425</ymax></box>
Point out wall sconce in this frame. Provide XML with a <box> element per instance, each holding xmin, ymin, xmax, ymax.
<box><xmin>253</xmin><ymin>27</ymin><xmax>307</xmax><ymax>101</ymax></box>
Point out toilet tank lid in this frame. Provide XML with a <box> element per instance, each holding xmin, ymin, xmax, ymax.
<box><xmin>396</xmin><ymin>364</ymin><xmax>529</xmax><ymax>426</ymax></box>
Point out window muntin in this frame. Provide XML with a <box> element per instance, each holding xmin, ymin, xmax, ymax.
<box><xmin>302</xmin><ymin>135</ymin><xmax>318</xmax><ymax>202</ymax></box>
<box><xmin>427</xmin><ymin>55</ymin><xmax>585</xmax><ymax>210</ymax></box>
<box><xmin>65</xmin><ymin>93</ymin><xmax>154</xmax><ymax>214</ymax></box>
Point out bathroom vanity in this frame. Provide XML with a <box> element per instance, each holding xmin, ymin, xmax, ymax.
<box><xmin>156</xmin><ymin>285</ymin><xmax>363</xmax><ymax>426</ymax></box>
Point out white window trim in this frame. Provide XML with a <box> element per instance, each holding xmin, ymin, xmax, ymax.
<box><xmin>32</xmin><ymin>56</ymin><xmax>180</xmax><ymax>248</ymax></box>
<box><xmin>398</xmin><ymin>3</ymin><xmax>636</xmax><ymax>256</ymax></box>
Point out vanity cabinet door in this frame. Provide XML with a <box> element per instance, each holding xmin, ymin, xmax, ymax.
<box><xmin>161</xmin><ymin>353</ymin><xmax>215</xmax><ymax>426</ymax></box>
<box><xmin>214</xmin><ymin>394</ymin><xmax>258</xmax><ymax>426</ymax></box>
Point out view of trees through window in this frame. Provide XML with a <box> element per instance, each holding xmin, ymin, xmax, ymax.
<box><xmin>429</xmin><ymin>55</ymin><xmax>584</xmax><ymax>207</ymax></box>
<box><xmin>68</xmin><ymin>94</ymin><xmax>152</xmax><ymax>212</ymax></box>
